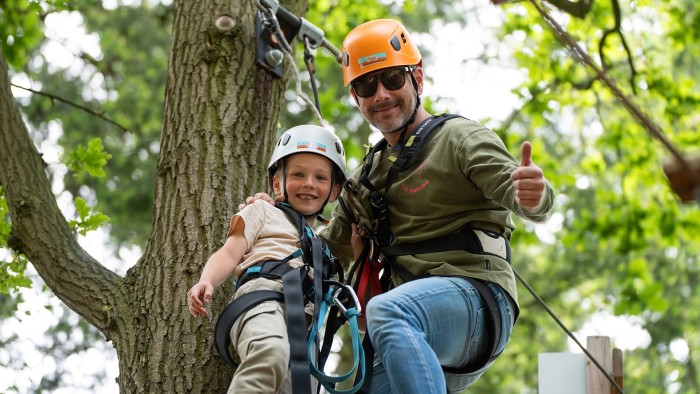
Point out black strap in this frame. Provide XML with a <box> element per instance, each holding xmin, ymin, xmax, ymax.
<box><xmin>235</xmin><ymin>260</ymin><xmax>296</xmax><ymax>291</ymax></box>
<box><xmin>282</xmin><ymin>268</ymin><xmax>313</xmax><ymax>394</ymax></box>
<box><xmin>443</xmin><ymin>277</ymin><xmax>502</xmax><ymax>374</ymax></box>
<box><xmin>381</xmin><ymin>227</ymin><xmax>483</xmax><ymax>258</ymax></box>
<box><xmin>214</xmin><ymin>290</ymin><xmax>285</xmax><ymax>368</ymax></box>
<box><xmin>310</xmin><ymin>237</ymin><xmax>324</xmax><ymax>365</ymax></box>
<box><xmin>354</xmin><ymin>333</ymin><xmax>376</xmax><ymax>394</ymax></box>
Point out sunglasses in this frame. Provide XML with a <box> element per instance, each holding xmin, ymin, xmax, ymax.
<box><xmin>351</xmin><ymin>67</ymin><xmax>412</xmax><ymax>98</ymax></box>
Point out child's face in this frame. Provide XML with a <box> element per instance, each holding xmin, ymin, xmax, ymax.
<box><xmin>273</xmin><ymin>153</ymin><xmax>340</xmax><ymax>216</ymax></box>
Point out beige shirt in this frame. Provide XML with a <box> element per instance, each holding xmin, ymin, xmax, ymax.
<box><xmin>228</xmin><ymin>201</ymin><xmax>305</xmax><ymax>278</ymax></box>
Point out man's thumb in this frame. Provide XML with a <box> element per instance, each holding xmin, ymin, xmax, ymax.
<box><xmin>520</xmin><ymin>141</ymin><xmax>533</xmax><ymax>167</ymax></box>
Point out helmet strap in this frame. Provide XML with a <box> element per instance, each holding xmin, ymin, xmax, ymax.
<box><xmin>386</xmin><ymin>70</ymin><xmax>421</xmax><ymax>142</ymax></box>
<box><xmin>281</xmin><ymin>159</ymin><xmax>289</xmax><ymax>204</ymax></box>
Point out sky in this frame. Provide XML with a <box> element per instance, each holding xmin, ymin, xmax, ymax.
<box><xmin>1</xmin><ymin>1</ymin><xmax>672</xmax><ymax>392</ymax></box>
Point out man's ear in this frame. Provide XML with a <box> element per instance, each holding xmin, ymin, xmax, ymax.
<box><xmin>350</xmin><ymin>88</ymin><xmax>360</xmax><ymax>106</ymax></box>
<box><xmin>328</xmin><ymin>182</ymin><xmax>341</xmax><ymax>203</ymax></box>
<box><xmin>412</xmin><ymin>63</ymin><xmax>424</xmax><ymax>95</ymax></box>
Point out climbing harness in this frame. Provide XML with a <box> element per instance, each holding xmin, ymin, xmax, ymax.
<box><xmin>214</xmin><ymin>202</ymin><xmax>365</xmax><ymax>393</ymax></box>
<box><xmin>337</xmin><ymin>113</ymin><xmax>514</xmax><ymax>391</ymax></box>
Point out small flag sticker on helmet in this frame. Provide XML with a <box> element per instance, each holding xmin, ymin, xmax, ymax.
<box><xmin>297</xmin><ymin>141</ymin><xmax>309</xmax><ymax>149</ymax></box>
<box><xmin>314</xmin><ymin>143</ymin><xmax>327</xmax><ymax>152</ymax></box>
<box><xmin>358</xmin><ymin>52</ymin><xmax>387</xmax><ymax>68</ymax></box>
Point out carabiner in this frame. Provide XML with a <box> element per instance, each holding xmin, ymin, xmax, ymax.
<box><xmin>333</xmin><ymin>284</ymin><xmax>361</xmax><ymax>315</ymax></box>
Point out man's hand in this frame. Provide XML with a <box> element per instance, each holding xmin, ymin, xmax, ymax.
<box><xmin>237</xmin><ymin>192</ymin><xmax>281</xmax><ymax>211</ymax></box>
<box><xmin>510</xmin><ymin>141</ymin><xmax>546</xmax><ymax>210</ymax></box>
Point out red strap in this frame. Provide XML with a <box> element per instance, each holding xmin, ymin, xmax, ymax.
<box><xmin>357</xmin><ymin>250</ymin><xmax>384</xmax><ymax>314</ymax></box>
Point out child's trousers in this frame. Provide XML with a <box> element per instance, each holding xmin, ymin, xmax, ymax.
<box><xmin>228</xmin><ymin>277</ymin><xmax>292</xmax><ymax>394</ymax></box>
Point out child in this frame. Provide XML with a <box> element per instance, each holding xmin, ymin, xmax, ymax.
<box><xmin>186</xmin><ymin>124</ymin><xmax>346</xmax><ymax>393</ymax></box>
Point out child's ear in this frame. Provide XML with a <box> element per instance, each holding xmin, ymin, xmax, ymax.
<box><xmin>328</xmin><ymin>182</ymin><xmax>341</xmax><ymax>203</ymax></box>
<box><xmin>272</xmin><ymin>174</ymin><xmax>283</xmax><ymax>197</ymax></box>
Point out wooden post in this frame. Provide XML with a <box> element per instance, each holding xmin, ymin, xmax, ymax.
<box><xmin>586</xmin><ymin>336</ymin><xmax>612</xmax><ymax>394</ymax></box>
<box><xmin>612</xmin><ymin>348</ymin><xmax>624</xmax><ymax>394</ymax></box>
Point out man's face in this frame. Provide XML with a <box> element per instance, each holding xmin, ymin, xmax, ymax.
<box><xmin>350</xmin><ymin>66</ymin><xmax>422</xmax><ymax>134</ymax></box>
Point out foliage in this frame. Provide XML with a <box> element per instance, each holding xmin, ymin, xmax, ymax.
<box><xmin>0</xmin><ymin>188</ymin><xmax>31</xmax><ymax>294</ymax></box>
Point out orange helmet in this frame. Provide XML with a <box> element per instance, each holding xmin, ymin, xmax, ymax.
<box><xmin>341</xmin><ymin>19</ymin><xmax>421</xmax><ymax>86</ymax></box>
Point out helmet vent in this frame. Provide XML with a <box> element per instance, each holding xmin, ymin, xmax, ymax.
<box><xmin>335</xmin><ymin>141</ymin><xmax>343</xmax><ymax>155</ymax></box>
<box><xmin>390</xmin><ymin>35</ymin><xmax>401</xmax><ymax>51</ymax></box>
<box><xmin>281</xmin><ymin>133</ymin><xmax>291</xmax><ymax>146</ymax></box>
<box><xmin>343</xmin><ymin>52</ymin><xmax>350</xmax><ymax>67</ymax></box>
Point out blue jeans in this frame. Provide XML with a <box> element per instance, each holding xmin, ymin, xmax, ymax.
<box><xmin>365</xmin><ymin>276</ymin><xmax>515</xmax><ymax>393</ymax></box>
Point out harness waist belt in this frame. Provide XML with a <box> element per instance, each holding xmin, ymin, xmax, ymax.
<box><xmin>380</xmin><ymin>227</ymin><xmax>511</xmax><ymax>263</ymax></box>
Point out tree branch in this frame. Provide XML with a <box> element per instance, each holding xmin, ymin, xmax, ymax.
<box><xmin>545</xmin><ymin>0</ymin><xmax>594</xmax><ymax>18</ymax></box>
<box><xmin>10</xmin><ymin>82</ymin><xmax>135</xmax><ymax>134</ymax></box>
<box><xmin>598</xmin><ymin>0</ymin><xmax>637</xmax><ymax>94</ymax></box>
<box><xmin>0</xmin><ymin>52</ymin><xmax>120</xmax><ymax>334</ymax></box>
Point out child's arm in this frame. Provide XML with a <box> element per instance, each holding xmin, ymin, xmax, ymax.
<box><xmin>187</xmin><ymin>223</ymin><xmax>247</xmax><ymax>318</ymax></box>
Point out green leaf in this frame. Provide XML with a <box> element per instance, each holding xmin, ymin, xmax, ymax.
<box><xmin>64</xmin><ymin>138</ymin><xmax>112</xmax><ymax>178</ymax></box>
<box><xmin>0</xmin><ymin>255</ymin><xmax>31</xmax><ymax>294</ymax></box>
<box><xmin>68</xmin><ymin>197</ymin><xmax>110</xmax><ymax>236</ymax></box>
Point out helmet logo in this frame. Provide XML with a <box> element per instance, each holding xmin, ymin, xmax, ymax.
<box><xmin>296</xmin><ymin>141</ymin><xmax>327</xmax><ymax>152</ymax></box>
<box><xmin>358</xmin><ymin>52</ymin><xmax>387</xmax><ymax>68</ymax></box>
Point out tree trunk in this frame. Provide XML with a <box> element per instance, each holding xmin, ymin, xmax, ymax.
<box><xmin>0</xmin><ymin>0</ymin><xmax>307</xmax><ymax>392</ymax></box>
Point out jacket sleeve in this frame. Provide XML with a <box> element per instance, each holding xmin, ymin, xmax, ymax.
<box><xmin>319</xmin><ymin>188</ymin><xmax>356</xmax><ymax>269</ymax></box>
<box><xmin>459</xmin><ymin>126</ymin><xmax>554</xmax><ymax>223</ymax></box>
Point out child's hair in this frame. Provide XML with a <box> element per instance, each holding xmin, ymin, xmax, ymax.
<box><xmin>267</xmin><ymin>125</ymin><xmax>347</xmax><ymax>190</ymax></box>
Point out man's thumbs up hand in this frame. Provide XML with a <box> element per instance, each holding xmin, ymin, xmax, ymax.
<box><xmin>510</xmin><ymin>141</ymin><xmax>546</xmax><ymax>210</ymax></box>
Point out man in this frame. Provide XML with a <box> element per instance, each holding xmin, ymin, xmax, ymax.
<box><xmin>317</xmin><ymin>18</ymin><xmax>555</xmax><ymax>393</ymax></box>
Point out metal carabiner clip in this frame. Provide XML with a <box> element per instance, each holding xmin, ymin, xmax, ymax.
<box><xmin>333</xmin><ymin>284</ymin><xmax>361</xmax><ymax>315</ymax></box>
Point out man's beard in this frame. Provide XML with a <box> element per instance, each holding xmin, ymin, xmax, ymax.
<box><xmin>369</xmin><ymin>94</ymin><xmax>416</xmax><ymax>134</ymax></box>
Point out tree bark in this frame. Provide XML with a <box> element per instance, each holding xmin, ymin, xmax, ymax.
<box><xmin>0</xmin><ymin>0</ymin><xmax>307</xmax><ymax>392</ymax></box>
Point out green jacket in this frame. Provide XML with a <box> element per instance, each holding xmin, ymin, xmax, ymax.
<box><xmin>320</xmin><ymin>116</ymin><xmax>554</xmax><ymax>311</ymax></box>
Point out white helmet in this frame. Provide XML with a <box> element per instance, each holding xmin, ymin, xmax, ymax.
<box><xmin>267</xmin><ymin>125</ymin><xmax>347</xmax><ymax>190</ymax></box>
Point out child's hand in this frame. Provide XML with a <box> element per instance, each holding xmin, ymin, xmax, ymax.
<box><xmin>351</xmin><ymin>224</ymin><xmax>367</xmax><ymax>260</ymax></box>
<box><xmin>187</xmin><ymin>282</ymin><xmax>214</xmax><ymax>318</ymax></box>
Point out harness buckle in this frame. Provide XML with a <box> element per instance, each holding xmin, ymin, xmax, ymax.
<box><xmin>333</xmin><ymin>284</ymin><xmax>361</xmax><ymax>315</ymax></box>
<box><xmin>473</xmin><ymin>229</ymin><xmax>509</xmax><ymax>261</ymax></box>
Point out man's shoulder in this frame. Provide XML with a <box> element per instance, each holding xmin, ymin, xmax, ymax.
<box><xmin>441</xmin><ymin>114</ymin><xmax>484</xmax><ymax>131</ymax></box>
<box><xmin>431</xmin><ymin>115</ymin><xmax>491</xmax><ymax>143</ymax></box>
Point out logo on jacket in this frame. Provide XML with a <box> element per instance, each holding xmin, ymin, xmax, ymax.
<box><xmin>401</xmin><ymin>160</ymin><xmax>430</xmax><ymax>194</ymax></box>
